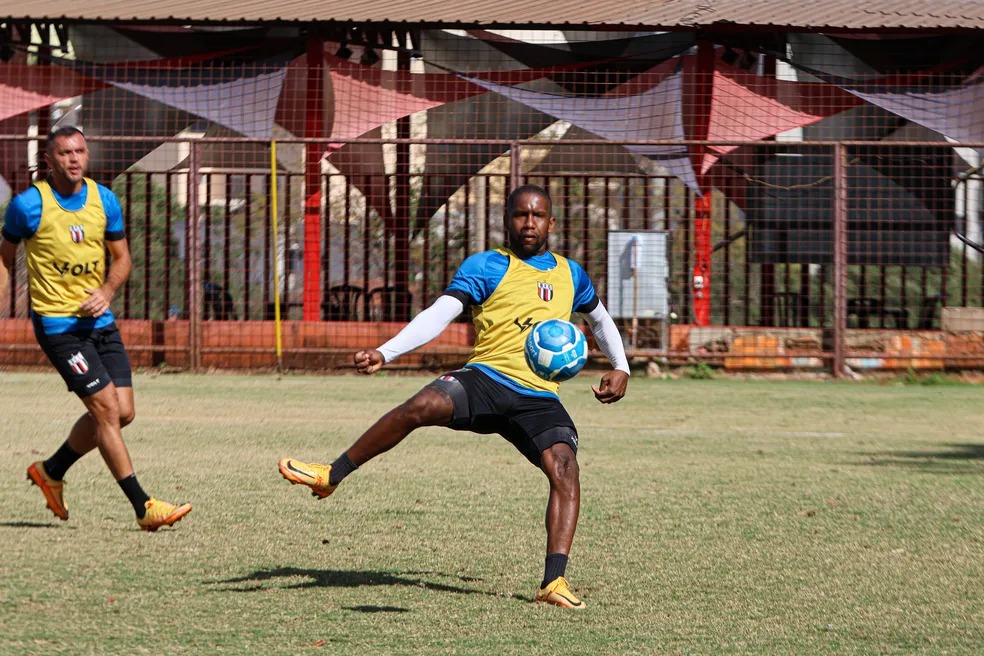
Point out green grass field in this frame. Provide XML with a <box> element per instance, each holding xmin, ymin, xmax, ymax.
<box><xmin>0</xmin><ymin>371</ymin><xmax>981</xmax><ymax>655</ymax></box>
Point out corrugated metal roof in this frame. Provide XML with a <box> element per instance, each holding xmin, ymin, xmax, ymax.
<box><xmin>2</xmin><ymin>0</ymin><xmax>984</xmax><ymax>30</ymax></box>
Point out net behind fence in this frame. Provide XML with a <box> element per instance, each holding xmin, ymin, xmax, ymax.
<box><xmin>1</xmin><ymin>27</ymin><xmax>983</xmax><ymax>372</ymax></box>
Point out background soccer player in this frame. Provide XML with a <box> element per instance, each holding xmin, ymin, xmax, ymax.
<box><xmin>280</xmin><ymin>184</ymin><xmax>629</xmax><ymax>608</ymax></box>
<box><xmin>0</xmin><ymin>126</ymin><xmax>191</xmax><ymax>531</ymax></box>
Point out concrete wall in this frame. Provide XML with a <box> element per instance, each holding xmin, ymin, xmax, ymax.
<box><xmin>0</xmin><ymin>319</ymin><xmax>475</xmax><ymax>371</ymax></box>
<box><xmin>671</xmin><ymin>322</ymin><xmax>984</xmax><ymax>371</ymax></box>
<box><xmin>3</xmin><ymin>318</ymin><xmax>982</xmax><ymax>372</ymax></box>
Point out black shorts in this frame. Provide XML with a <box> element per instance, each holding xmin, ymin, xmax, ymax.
<box><xmin>426</xmin><ymin>366</ymin><xmax>579</xmax><ymax>467</ymax></box>
<box><xmin>32</xmin><ymin>317</ymin><xmax>133</xmax><ymax>398</ymax></box>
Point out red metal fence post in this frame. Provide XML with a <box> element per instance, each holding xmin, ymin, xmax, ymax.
<box><xmin>303</xmin><ymin>33</ymin><xmax>324</xmax><ymax>322</ymax></box>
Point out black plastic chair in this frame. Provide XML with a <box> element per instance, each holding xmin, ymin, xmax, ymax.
<box><xmin>847</xmin><ymin>297</ymin><xmax>879</xmax><ymax>328</ymax></box>
<box><xmin>203</xmin><ymin>281</ymin><xmax>236</xmax><ymax>320</ymax></box>
<box><xmin>917</xmin><ymin>294</ymin><xmax>942</xmax><ymax>330</ymax></box>
<box><xmin>322</xmin><ymin>284</ymin><xmax>364</xmax><ymax>321</ymax></box>
<box><xmin>848</xmin><ymin>297</ymin><xmax>909</xmax><ymax>329</ymax></box>
<box><xmin>367</xmin><ymin>285</ymin><xmax>412</xmax><ymax>322</ymax></box>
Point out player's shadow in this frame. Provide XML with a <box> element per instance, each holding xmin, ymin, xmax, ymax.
<box><xmin>208</xmin><ymin>567</ymin><xmax>520</xmax><ymax>601</ymax></box>
<box><xmin>859</xmin><ymin>443</ymin><xmax>984</xmax><ymax>473</ymax></box>
<box><xmin>0</xmin><ymin>520</ymin><xmax>71</xmax><ymax>529</ymax></box>
<box><xmin>342</xmin><ymin>605</ymin><xmax>410</xmax><ymax>614</ymax></box>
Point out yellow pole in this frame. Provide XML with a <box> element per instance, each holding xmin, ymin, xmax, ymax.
<box><xmin>270</xmin><ymin>141</ymin><xmax>283</xmax><ymax>371</ymax></box>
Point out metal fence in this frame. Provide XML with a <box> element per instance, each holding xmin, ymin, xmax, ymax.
<box><xmin>3</xmin><ymin>135</ymin><xmax>982</xmax><ymax>374</ymax></box>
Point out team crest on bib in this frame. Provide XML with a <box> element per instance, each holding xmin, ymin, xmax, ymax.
<box><xmin>537</xmin><ymin>281</ymin><xmax>554</xmax><ymax>302</ymax></box>
<box><xmin>67</xmin><ymin>352</ymin><xmax>89</xmax><ymax>374</ymax></box>
<box><xmin>69</xmin><ymin>225</ymin><xmax>85</xmax><ymax>244</ymax></box>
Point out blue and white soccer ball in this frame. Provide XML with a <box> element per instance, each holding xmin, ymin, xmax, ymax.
<box><xmin>524</xmin><ymin>319</ymin><xmax>588</xmax><ymax>382</ymax></box>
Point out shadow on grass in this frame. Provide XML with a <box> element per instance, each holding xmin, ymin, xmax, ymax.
<box><xmin>0</xmin><ymin>520</ymin><xmax>71</xmax><ymax>529</ymax></box>
<box><xmin>208</xmin><ymin>567</ymin><xmax>521</xmax><ymax>601</ymax></box>
<box><xmin>342</xmin><ymin>605</ymin><xmax>410</xmax><ymax>613</ymax></box>
<box><xmin>861</xmin><ymin>443</ymin><xmax>984</xmax><ymax>473</ymax></box>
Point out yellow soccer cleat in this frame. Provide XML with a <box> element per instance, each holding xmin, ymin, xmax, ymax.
<box><xmin>535</xmin><ymin>577</ymin><xmax>586</xmax><ymax>609</ymax></box>
<box><xmin>137</xmin><ymin>498</ymin><xmax>192</xmax><ymax>532</ymax></box>
<box><xmin>278</xmin><ymin>458</ymin><xmax>336</xmax><ymax>499</ymax></box>
<box><xmin>27</xmin><ymin>461</ymin><xmax>69</xmax><ymax>521</ymax></box>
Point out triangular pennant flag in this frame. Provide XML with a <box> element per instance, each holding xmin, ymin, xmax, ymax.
<box><xmin>326</xmin><ymin>70</ymin><xmax>444</xmax><ymax>150</ymax></box>
<box><xmin>701</xmin><ymin>66</ymin><xmax>859</xmax><ymax>174</ymax></box>
<box><xmin>845</xmin><ymin>79</ymin><xmax>984</xmax><ymax>146</ymax></box>
<box><xmin>0</xmin><ymin>64</ymin><xmax>107</xmax><ymax>122</ymax></box>
<box><xmin>109</xmin><ymin>66</ymin><xmax>287</xmax><ymax>138</ymax></box>
<box><xmin>464</xmin><ymin>70</ymin><xmax>699</xmax><ymax>192</ymax></box>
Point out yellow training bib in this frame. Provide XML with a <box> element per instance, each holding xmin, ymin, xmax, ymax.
<box><xmin>24</xmin><ymin>178</ymin><xmax>107</xmax><ymax>316</ymax></box>
<box><xmin>467</xmin><ymin>248</ymin><xmax>576</xmax><ymax>394</ymax></box>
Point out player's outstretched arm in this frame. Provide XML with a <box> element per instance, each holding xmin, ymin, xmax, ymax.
<box><xmin>352</xmin><ymin>294</ymin><xmax>465</xmax><ymax>373</ymax></box>
<box><xmin>582</xmin><ymin>299</ymin><xmax>630</xmax><ymax>403</ymax></box>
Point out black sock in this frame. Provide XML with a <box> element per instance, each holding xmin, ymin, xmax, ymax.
<box><xmin>43</xmin><ymin>442</ymin><xmax>84</xmax><ymax>481</ymax></box>
<box><xmin>328</xmin><ymin>453</ymin><xmax>358</xmax><ymax>486</ymax></box>
<box><xmin>542</xmin><ymin>553</ymin><xmax>569</xmax><ymax>588</ymax></box>
<box><xmin>117</xmin><ymin>474</ymin><xmax>152</xmax><ymax>518</ymax></box>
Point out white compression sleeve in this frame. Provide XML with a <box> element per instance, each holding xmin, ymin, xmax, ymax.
<box><xmin>583</xmin><ymin>301</ymin><xmax>631</xmax><ymax>374</ymax></box>
<box><xmin>376</xmin><ymin>294</ymin><xmax>465</xmax><ymax>364</ymax></box>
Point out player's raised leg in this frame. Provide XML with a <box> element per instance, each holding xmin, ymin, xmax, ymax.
<box><xmin>279</xmin><ymin>385</ymin><xmax>454</xmax><ymax>498</ymax></box>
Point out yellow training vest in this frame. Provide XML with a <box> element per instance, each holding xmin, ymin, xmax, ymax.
<box><xmin>467</xmin><ymin>248</ymin><xmax>576</xmax><ymax>394</ymax></box>
<box><xmin>25</xmin><ymin>179</ymin><xmax>107</xmax><ymax>316</ymax></box>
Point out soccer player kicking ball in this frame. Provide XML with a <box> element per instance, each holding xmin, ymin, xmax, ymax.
<box><xmin>280</xmin><ymin>184</ymin><xmax>629</xmax><ymax>608</ymax></box>
<box><xmin>1</xmin><ymin>127</ymin><xmax>191</xmax><ymax>531</ymax></box>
